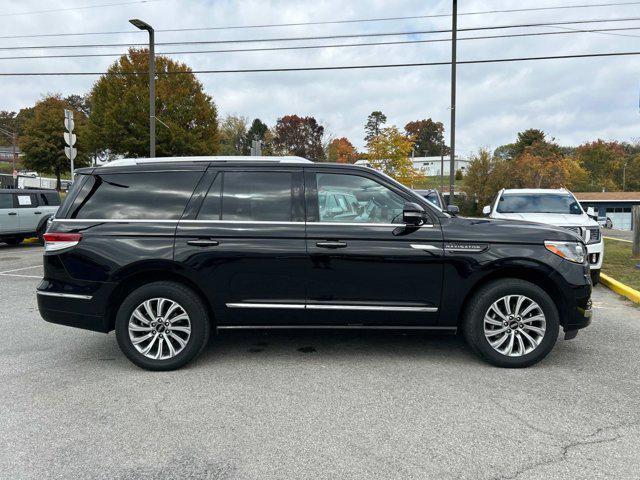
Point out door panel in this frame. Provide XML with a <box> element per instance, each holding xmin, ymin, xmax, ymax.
<box><xmin>305</xmin><ymin>169</ymin><xmax>444</xmax><ymax>326</ymax></box>
<box><xmin>0</xmin><ymin>193</ymin><xmax>19</xmax><ymax>233</ymax></box>
<box><xmin>15</xmin><ymin>193</ymin><xmax>39</xmax><ymax>232</ymax></box>
<box><xmin>174</xmin><ymin>167</ymin><xmax>308</xmax><ymax>326</ymax></box>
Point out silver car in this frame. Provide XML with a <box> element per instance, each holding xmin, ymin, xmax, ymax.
<box><xmin>0</xmin><ymin>189</ymin><xmax>60</xmax><ymax>246</ymax></box>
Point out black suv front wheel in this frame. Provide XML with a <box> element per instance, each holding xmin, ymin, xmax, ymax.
<box><xmin>463</xmin><ymin>279</ymin><xmax>559</xmax><ymax>368</ymax></box>
<box><xmin>115</xmin><ymin>281</ymin><xmax>210</xmax><ymax>370</ymax></box>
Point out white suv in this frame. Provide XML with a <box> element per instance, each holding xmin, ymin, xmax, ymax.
<box><xmin>483</xmin><ymin>188</ymin><xmax>604</xmax><ymax>284</ymax></box>
<box><xmin>0</xmin><ymin>189</ymin><xmax>60</xmax><ymax>245</ymax></box>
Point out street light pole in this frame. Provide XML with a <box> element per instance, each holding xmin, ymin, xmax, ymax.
<box><xmin>129</xmin><ymin>19</ymin><xmax>155</xmax><ymax>158</ymax></box>
<box><xmin>449</xmin><ymin>0</ymin><xmax>458</xmax><ymax>206</ymax></box>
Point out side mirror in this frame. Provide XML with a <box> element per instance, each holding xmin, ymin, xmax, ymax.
<box><xmin>447</xmin><ymin>204</ymin><xmax>460</xmax><ymax>215</ymax></box>
<box><xmin>586</xmin><ymin>206</ymin><xmax>596</xmax><ymax>219</ymax></box>
<box><xmin>403</xmin><ymin>202</ymin><xmax>427</xmax><ymax>225</ymax></box>
<box><xmin>482</xmin><ymin>205</ymin><xmax>491</xmax><ymax>216</ymax></box>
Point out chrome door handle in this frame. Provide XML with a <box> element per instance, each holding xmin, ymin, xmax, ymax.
<box><xmin>186</xmin><ymin>239</ymin><xmax>219</xmax><ymax>247</ymax></box>
<box><xmin>316</xmin><ymin>241</ymin><xmax>347</xmax><ymax>249</ymax></box>
<box><xmin>8</xmin><ymin>212</ymin><xmax>17</xmax><ymax>216</ymax></box>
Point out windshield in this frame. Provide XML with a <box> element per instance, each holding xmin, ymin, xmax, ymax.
<box><xmin>497</xmin><ymin>193</ymin><xmax>583</xmax><ymax>215</ymax></box>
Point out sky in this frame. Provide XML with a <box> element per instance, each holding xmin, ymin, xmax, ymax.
<box><xmin>1</xmin><ymin>0</ymin><xmax>640</xmax><ymax>155</ymax></box>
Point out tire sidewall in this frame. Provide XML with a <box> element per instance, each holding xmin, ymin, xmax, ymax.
<box><xmin>115</xmin><ymin>282</ymin><xmax>209</xmax><ymax>370</ymax></box>
<box><xmin>466</xmin><ymin>280</ymin><xmax>559</xmax><ymax>368</ymax></box>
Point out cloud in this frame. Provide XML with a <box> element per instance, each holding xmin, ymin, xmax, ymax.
<box><xmin>2</xmin><ymin>0</ymin><xmax>640</xmax><ymax>154</ymax></box>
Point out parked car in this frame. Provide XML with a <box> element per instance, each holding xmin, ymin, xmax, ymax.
<box><xmin>597</xmin><ymin>216</ymin><xmax>613</xmax><ymax>229</ymax></box>
<box><xmin>38</xmin><ymin>157</ymin><xmax>592</xmax><ymax>370</ymax></box>
<box><xmin>415</xmin><ymin>189</ymin><xmax>445</xmax><ymax>210</ymax></box>
<box><xmin>483</xmin><ymin>188</ymin><xmax>604</xmax><ymax>284</ymax></box>
<box><xmin>0</xmin><ymin>188</ymin><xmax>60</xmax><ymax>245</ymax></box>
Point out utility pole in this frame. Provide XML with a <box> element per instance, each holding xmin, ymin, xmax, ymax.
<box><xmin>130</xmin><ymin>19</ymin><xmax>155</xmax><ymax>157</ymax></box>
<box><xmin>448</xmin><ymin>0</ymin><xmax>458</xmax><ymax>206</ymax></box>
<box><xmin>440</xmin><ymin>141</ymin><xmax>444</xmax><ymax>192</ymax></box>
<box><xmin>633</xmin><ymin>205</ymin><xmax>640</xmax><ymax>258</ymax></box>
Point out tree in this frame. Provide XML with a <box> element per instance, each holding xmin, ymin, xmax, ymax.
<box><xmin>218</xmin><ymin>114</ymin><xmax>248</xmax><ymax>155</ymax></box>
<box><xmin>574</xmin><ymin>140</ymin><xmax>625</xmax><ymax>191</ymax></box>
<box><xmin>464</xmin><ymin>149</ymin><xmax>511</xmax><ymax>208</ymax></box>
<box><xmin>86</xmin><ymin>48</ymin><xmax>219</xmax><ymax>158</ymax></box>
<box><xmin>327</xmin><ymin>137</ymin><xmax>357</xmax><ymax>163</ymax></box>
<box><xmin>404</xmin><ymin>118</ymin><xmax>449</xmax><ymax>156</ymax></box>
<box><xmin>366</xmin><ymin>126</ymin><xmax>422</xmax><ymax>185</ymax></box>
<box><xmin>19</xmin><ymin>95</ymin><xmax>91</xmax><ymax>189</ymax></box>
<box><xmin>244</xmin><ymin>118</ymin><xmax>271</xmax><ymax>155</ymax></box>
<box><xmin>65</xmin><ymin>94</ymin><xmax>91</xmax><ymax>117</ymax></box>
<box><xmin>273</xmin><ymin>115</ymin><xmax>325</xmax><ymax>161</ymax></box>
<box><xmin>364</xmin><ymin>111</ymin><xmax>387</xmax><ymax>142</ymax></box>
<box><xmin>493</xmin><ymin>128</ymin><xmax>551</xmax><ymax>160</ymax></box>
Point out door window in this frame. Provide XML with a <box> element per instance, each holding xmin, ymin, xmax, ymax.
<box><xmin>316</xmin><ymin>173</ymin><xmax>405</xmax><ymax>224</ymax></box>
<box><xmin>220</xmin><ymin>171</ymin><xmax>293</xmax><ymax>222</ymax></box>
<box><xmin>16</xmin><ymin>194</ymin><xmax>36</xmax><ymax>208</ymax></box>
<box><xmin>0</xmin><ymin>193</ymin><xmax>12</xmax><ymax>209</ymax></box>
<box><xmin>39</xmin><ymin>192</ymin><xmax>61</xmax><ymax>206</ymax></box>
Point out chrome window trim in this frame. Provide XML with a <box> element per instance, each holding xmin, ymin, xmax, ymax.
<box><xmin>53</xmin><ymin>219</ymin><xmax>434</xmax><ymax>228</ymax></box>
<box><xmin>53</xmin><ymin>219</ymin><xmax>180</xmax><ymax>223</ymax></box>
<box><xmin>226</xmin><ymin>302</ymin><xmax>437</xmax><ymax>312</ymax></box>
<box><xmin>310</xmin><ymin>222</ymin><xmax>433</xmax><ymax>228</ymax></box>
<box><xmin>36</xmin><ymin>290</ymin><xmax>93</xmax><ymax>300</ymax></box>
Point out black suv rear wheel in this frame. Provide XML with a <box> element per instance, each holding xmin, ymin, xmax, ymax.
<box><xmin>115</xmin><ymin>281</ymin><xmax>210</xmax><ymax>371</ymax></box>
<box><xmin>463</xmin><ymin>279</ymin><xmax>559</xmax><ymax>368</ymax></box>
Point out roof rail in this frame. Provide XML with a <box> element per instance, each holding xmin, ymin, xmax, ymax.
<box><xmin>102</xmin><ymin>156</ymin><xmax>313</xmax><ymax>167</ymax></box>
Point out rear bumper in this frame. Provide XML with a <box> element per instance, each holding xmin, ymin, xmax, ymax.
<box><xmin>37</xmin><ymin>279</ymin><xmax>113</xmax><ymax>333</ymax></box>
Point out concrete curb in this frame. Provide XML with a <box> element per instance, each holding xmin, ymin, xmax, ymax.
<box><xmin>600</xmin><ymin>272</ymin><xmax>640</xmax><ymax>305</ymax></box>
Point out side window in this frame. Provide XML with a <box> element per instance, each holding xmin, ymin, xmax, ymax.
<box><xmin>16</xmin><ymin>194</ymin><xmax>36</xmax><ymax>208</ymax></box>
<box><xmin>316</xmin><ymin>173</ymin><xmax>406</xmax><ymax>224</ymax></box>
<box><xmin>68</xmin><ymin>172</ymin><xmax>201</xmax><ymax>220</ymax></box>
<box><xmin>0</xmin><ymin>193</ymin><xmax>13</xmax><ymax>209</ymax></box>
<box><xmin>40</xmin><ymin>192</ymin><xmax>61</xmax><ymax>206</ymax></box>
<box><xmin>197</xmin><ymin>173</ymin><xmax>222</xmax><ymax>220</ymax></box>
<box><xmin>221</xmin><ymin>171</ymin><xmax>293</xmax><ymax>222</ymax></box>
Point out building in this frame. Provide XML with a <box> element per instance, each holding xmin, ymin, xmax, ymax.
<box><xmin>0</xmin><ymin>145</ymin><xmax>20</xmax><ymax>162</ymax></box>
<box><xmin>411</xmin><ymin>156</ymin><xmax>471</xmax><ymax>176</ymax></box>
<box><xmin>355</xmin><ymin>155</ymin><xmax>470</xmax><ymax>177</ymax></box>
<box><xmin>574</xmin><ymin>191</ymin><xmax>640</xmax><ymax>231</ymax></box>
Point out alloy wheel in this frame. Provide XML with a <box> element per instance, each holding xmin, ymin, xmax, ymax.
<box><xmin>483</xmin><ymin>294</ymin><xmax>546</xmax><ymax>357</ymax></box>
<box><xmin>128</xmin><ymin>298</ymin><xmax>191</xmax><ymax>360</ymax></box>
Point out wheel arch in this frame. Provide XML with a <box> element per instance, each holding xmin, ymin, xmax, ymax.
<box><xmin>455</xmin><ymin>265</ymin><xmax>569</xmax><ymax>328</ymax></box>
<box><xmin>105</xmin><ymin>266</ymin><xmax>215</xmax><ymax>332</ymax></box>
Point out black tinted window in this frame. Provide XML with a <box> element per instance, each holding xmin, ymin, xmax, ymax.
<box><xmin>198</xmin><ymin>173</ymin><xmax>222</xmax><ymax>220</ymax></box>
<box><xmin>0</xmin><ymin>193</ymin><xmax>12</xmax><ymax>209</ymax></box>
<box><xmin>222</xmin><ymin>171</ymin><xmax>293</xmax><ymax>221</ymax></box>
<box><xmin>69</xmin><ymin>172</ymin><xmax>201</xmax><ymax>219</ymax></box>
<box><xmin>39</xmin><ymin>192</ymin><xmax>60</xmax><ymax>206</ymax></box>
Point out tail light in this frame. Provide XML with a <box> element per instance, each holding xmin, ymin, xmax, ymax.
<box><xmin>43</xmin><ymin>233</ymin><xmax>82</xmax><ymax>252</ymax></box>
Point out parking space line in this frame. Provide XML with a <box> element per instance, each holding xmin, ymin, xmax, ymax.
<box><xmin>0</xmin><ymin>273</ymin><xmax>41</xmax><ymax>279</ymax></box>
<box><xmin>0</xmin><ymin>265</ymin><xmax>42</xmax><ymax>275</ymax></box>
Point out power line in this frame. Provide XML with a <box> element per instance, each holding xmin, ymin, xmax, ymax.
<box><xmin>2</xmin><ymin>0</ymin><xmax>639</xmax><ymax>39</ymax></box>
<box><xmin>1</xmin><ymin>50</ymin><xmax>638</xmax><ymax>76</ymax></box>
<box><xmin>0</xmin><ymin>0</ymin><xmax>166</xmax><ymax>18</ymax></box>
<box><xmin>3</xmin><ymin>16</ymin><xmax>640</xmax><ymax>51</ymax></box>
<box><xmin>3</xmin><ymin>26</ymin><xmax>640</xmax><ymax>61</ymax></box>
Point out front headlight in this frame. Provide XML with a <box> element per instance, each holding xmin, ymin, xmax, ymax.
<box><xmin>544</xmin><ymin>241</ymin><xmax>585</xmax><ymax>264</ymax></box>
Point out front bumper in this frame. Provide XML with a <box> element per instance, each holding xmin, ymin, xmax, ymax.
<box><xmin>564</xmin><ymin>297</ymin><xmax>593</xmax><ymax>339</ymax></box>
<box><xmin>586</xmin><ymin>240</ymin><xmax>604</xmax><ymax>270</ymax></box>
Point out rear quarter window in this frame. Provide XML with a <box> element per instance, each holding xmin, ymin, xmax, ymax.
<box><xmin>67</xmin><ymin>171</ymin><xmax>201</xmax><ymax>220</ymax></box>
<box><xmin>39</xmin><ymin>192</ymin><xmax>61</xmax><ymax>206</ymax></box>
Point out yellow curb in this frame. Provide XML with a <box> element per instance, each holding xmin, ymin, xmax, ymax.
<box><xmin>23</xmin><ymin>237</ymin><xmax>39</xmax><ymax>244</ymax></box>
<box><xmin>603</xmin><ymin>236</ymin><xmax>632</xmax><ymax>243</ymax></box>
<box><xmin>600</xmin><ymin>272</ymin><xmax>640</xmax><ymax>305</ymax></box>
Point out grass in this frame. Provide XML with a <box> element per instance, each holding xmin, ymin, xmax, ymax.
<box><xmin>601</xmin><ymin>238</ymin><xmax>640</xmax><ymax>291</ymax></box>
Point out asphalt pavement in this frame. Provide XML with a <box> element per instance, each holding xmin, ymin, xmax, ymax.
<box><xmin>0</xmin><ymin>243</ymin><xmax>639</xmax><ymax>480</ymax></box>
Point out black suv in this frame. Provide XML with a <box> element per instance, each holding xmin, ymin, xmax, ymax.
<box><xmin>37</xmin><ymin>157</ymin><xmax>592</xmax><ymax>370</ymax></box>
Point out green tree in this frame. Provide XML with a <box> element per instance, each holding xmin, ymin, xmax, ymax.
<box><xmin>244</xmin><ymin>118</ymin><xmax>270</xmax><ymax>155</ymax></box>
<box><xmin>86</xmin><ymin>48</ymin><xmax>219</xmax><ymax>158</ymax></box>
<box><xmin>218</xmin><ymin>114</ymin><xmax>248</xmax><ymax>155</ymax></box>
<box><xmin>574</xmin><ymin>140</ymin><xmax>625</xmax><ymax>191</ymax></box>
<box><xmin>404</xmin><ymin>118</ymin><xmax>449</xmax><ymax>156</ymax></box>
<box><xmin>367</xmin><ymin>126</ymin><xmax>422</xmax><ymax>186</ymax></box>
<box><xmin>364</xmin><ymin>111</ymin><xmax>387</xmax><ymax>142</ymax></box>
<box><xmin>493</xmin><ymin>128</ymin><xmax>552</xmax><ymax>160</ymax></box>
<box><xmin>273</xmin><ymin>115</ymin><xmax>325</xmax><ymax>161</ymax></box>
<box><xmin>19</xmin><ymin>95</ymin><xmax>91</xmax><ymax>189</ymax></box>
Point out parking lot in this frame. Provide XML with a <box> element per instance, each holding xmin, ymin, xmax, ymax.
<box><xmin>0</xmin><ymin>243</ymin><xmax>639</xmax><ymax>480</ymax></box>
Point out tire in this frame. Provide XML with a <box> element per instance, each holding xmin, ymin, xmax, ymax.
<box><xmin>115</xmin><ymin>281</ymin><xmax>210</xmax><ymax>371</ymax></box>
<box><xmin>37</xmin><ymin>223</ymin><xmax>47</xmax><ymax>244</ymax></box>
<box><xmin>3</xmin><ymin>237</ymin><xmax>23</xmax><ymax>246</ymax></box>
<box><xmin>463</xmin><ymin>279</ymin><xmax>560</xmax><ymax>368</ymax></box>
<box><xmin>590</xmin><ymin>269</ymin><xmax>600</xmax><ymax>286</ymax></box>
